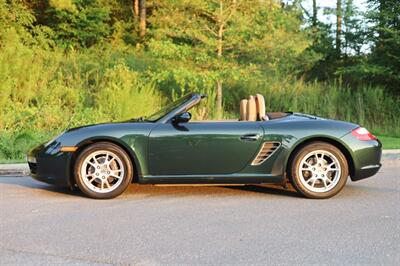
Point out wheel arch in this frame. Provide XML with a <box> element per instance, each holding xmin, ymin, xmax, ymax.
<box><xmin>69</xmin><ymin>137</ymin><xmax>142</xmax><ymax>187</ymax></box>
<box><xmin>285</xmin><ymin>136</ymin><xmax>355</xmax><ymax>179</ymax></box>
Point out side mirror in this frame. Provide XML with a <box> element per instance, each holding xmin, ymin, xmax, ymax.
<box><xmin>172</xmin><ymin>112</ymin><xmax>191</xmax><ymax>124</ymax></box>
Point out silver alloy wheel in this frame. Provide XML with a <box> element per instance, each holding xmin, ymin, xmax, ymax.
<box><xmin>80</xmin><ymin>150</ymin><xmax>125</xmax><ymax>193</ymax></box>
<box><xmin>298</xmin><ymin>150</ymin><xmax>341</xmax><ymax>193</ymax></box>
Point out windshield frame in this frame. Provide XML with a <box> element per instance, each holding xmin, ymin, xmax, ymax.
<box><xmin>145</xmin><ymin>93</ymin><xmax>202</xmax><ymax>123</ymax></box>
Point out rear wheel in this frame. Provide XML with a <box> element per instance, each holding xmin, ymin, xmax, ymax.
<box><xmin>74</xmin><ymin>142</ymin><xmax>133</xmax><ymax>199</ymax></box>
<box><xmin>290</xmin><ymin>142</ymin><xmax>348</xmax><ymax>199</ymax></box>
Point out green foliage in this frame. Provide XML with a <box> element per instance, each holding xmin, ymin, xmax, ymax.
<box><xmin>375</xmin><ymin>135</ymin><xmax>400</xmax><ymax>150</ymax></box>
<box><xmin>303</xmin><ymin>0</ymin><xmax>400</xmax><ymax>92</ymax></box>
<box><xmin>45</xmin><ymin>0</ymin><xmax>111</xmax><ymax>47</ymax></box>
<box><xmin>343</xmin><ymin>0</ymin><xmax>366</xmax><ymax>55</ymax></box>
<box><xmin>0</xmin><ymin>0</ymin><xmax>54</xmax><ymax>47</ymax></box>
<box><xmin>335</xmin><ymin>0</ymin><xmax>400</xmax><ymax>91</ymax></box>
<box><xmin>0</xmin><ymin>0</ymin><xmax>399</xmax><ymax>160</ymax></box>
<box><xmin>96</xmin><ymin>62</ymin><xmax>162</xmax><ymax>120</ymax></box>
<box><xmin>0</xmin><ymin>1</ymin><xmax>36</xmax><ymax>40</ymax></box>
<box><xmin>0</xmin><ymin>130</ymin><xmax>52</xmax><ymax>161</ymax></box>
<box><xmin>221</xmin><ymin>75</ymin><xmax>399</xmax><ymax>136</ymax></box>
<box><xmin>149</xmin><ymin>0</ymin><xmax>312</xmax><ymax>77</ymax></box>
<box><xmin>0</xmin><ymin>30</ymin><xmax>161</xmax><ymax>159</ymax></box>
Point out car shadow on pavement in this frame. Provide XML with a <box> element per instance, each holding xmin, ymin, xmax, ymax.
<box><xmin>2</xmin><ymin>176</ymin><xmax>389</xmax><ymax>199</ymax></box>
<box><xmin>0</xmin><ymin>177</ymin><xmax>81</xmax><ymax>198</ymax></box>
<box><xmin>121</xmin><ymin>183</ymin><xmax>302</xmax><ymax>198</ymax></box>
<box><xmin>222</xmin><ymin>185</ymin><xmax>301</xmax><ymax>198</ymax></box>
<box><xmin>1</xmin><ymin>176</ymin><xmax>303</xmax><ymax>199</ymax></box>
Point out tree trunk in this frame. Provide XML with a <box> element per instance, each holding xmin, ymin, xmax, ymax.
<box><xmin>139</xmin><ymin>0</ymin><xmax>146</xmax><ymax>39</ymax></box>
<box><xmin>216</xmin><ymin>80</ymin><xmax>223</xmax><ymax>118</ymax></box>
<box><xmin>312</xmin><ymin>0</ymin><xmax>318</xmax><ymax>42</ymax></box>
<box><xmin>343</xmin><ymin>0</ymin><xmax>352</xmax><ymax>56</ymax></box>
<box><xmin>377</xmin><ymin>0</ymin><xmax>387</xmax><ymax>49</ymax></box>
<box><xmin>336</xmin><ymin>0</ymin><xmax>342</xmax><ymax>56</ymax></box>
<box><xmin>215</xmin><ymin>1</ymin><xmax>224</xmax><ymax>119</ymax></box>
<box><xmin>133</xmin><ymin>0</ymin><xmax>139</xmax><ymax>16</ymax></box>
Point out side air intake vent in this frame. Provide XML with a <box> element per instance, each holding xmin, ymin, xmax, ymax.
<box><xmin>251</xmin><ymin>141</ymin><xmax>281</xmax><ymax>165</ymax></box>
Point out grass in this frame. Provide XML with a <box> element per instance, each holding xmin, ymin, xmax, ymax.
<box><xmin>376</xmin><ymin>135</ymin><xmax>400</xmax><ymax>149</ymax></box>
<box><xmin>0</xmin><ymin>159</ymin><xmax>26</xmax><ymax>164</ymax></box>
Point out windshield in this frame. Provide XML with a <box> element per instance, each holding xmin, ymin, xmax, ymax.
<box><xmin>145</xmin><ymin>94</ymin><xmax>193</xmax><ymax>122</ymax></box>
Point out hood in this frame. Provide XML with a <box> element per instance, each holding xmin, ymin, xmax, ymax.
<box><xmin>65</xmin><ymin>117</ymin><xmax>147</xmax><ymax>133</ymax></box>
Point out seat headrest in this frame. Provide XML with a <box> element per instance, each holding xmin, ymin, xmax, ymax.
<box><xmin>247</xmin><ymin>95</ymin><xmax>257</xmax><ymax>121</ymax></box>
<box><xmin>239</xmin><ymin>99</ymin><xmax>248</xmax><ymax>121</ymax></box>
<box><xmin>255</xmin><ymin>94</ymin><xmax>266</xmax><ymax>121</ymax></box>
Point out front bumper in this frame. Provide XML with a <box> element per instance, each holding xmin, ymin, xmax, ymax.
<box><xmin>27</xmin><ymin>143</ymin><xmax>73</xmax><ymax>187</ymax></box>
<box><xmin>341</xmin><ymin>133</ymin><xmax>382</xmax><ymax>181</ymax></box>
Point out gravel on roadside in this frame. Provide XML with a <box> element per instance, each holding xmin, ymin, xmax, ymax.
<box><xmin>0</xmin><ymin>163</ymin><xmax>30</xmax><ymax>176</ymax></box>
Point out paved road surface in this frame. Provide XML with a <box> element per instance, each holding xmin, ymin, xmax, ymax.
<box><xmin>1</xmin><ymin>162</ymin><xmax>399</xmax><ymax>265</ymax></box>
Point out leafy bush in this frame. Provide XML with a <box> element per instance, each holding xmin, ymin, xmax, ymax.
<box><xmin>45</xmin><ymin>0</ymin><xmax>111</xmax><ymax>48</ymax></box>
<box><xmin>0</xmin><ymin>131</ymin><xmax>51</xmax><ymax>161</ymax></box>
<box><xmin>96</xmin><ymin>62</ymin><xmax>162</xmax><ymax>120</ymax></box>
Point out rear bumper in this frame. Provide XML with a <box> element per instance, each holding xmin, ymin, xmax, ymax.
<box><xmin>352</xmin><ymin>163</ymin><xmax>381</xmax><ymax>181</ymax></box>
<box><xmin>341</xmin><ymin>133</ymin><xmax>382</xmax><ymax>181</ymax></box>
<box><xmin>27</xmin><ymin>144</ymin><xmax>72</xmax><ymax>187</ymax></box>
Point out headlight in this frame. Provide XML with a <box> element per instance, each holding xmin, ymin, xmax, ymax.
<box><xmin>26</xmin><ymin>155</ymin><xmax>37</xmax><ymax>163</ymax></box>
<box><xmin>44</xmin><ymin>131</ymin><xmax>66</xmax><ymax>147</ymax></box>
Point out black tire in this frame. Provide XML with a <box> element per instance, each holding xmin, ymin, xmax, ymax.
<box><xmin>74</xmin><ymin>142</ymin><xmax>133</xmax><ymax>199</ymax></box>
<box><xmin>289</xmin><ymin>142</ymin><xmax>348</xmax><ymax>199</ymax></box>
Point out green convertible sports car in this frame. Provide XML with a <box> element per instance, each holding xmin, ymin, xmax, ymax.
<box><xmin>27</xmin><ymin>93</ymin><xmax>382</xmax><ymax>199</ymax></box>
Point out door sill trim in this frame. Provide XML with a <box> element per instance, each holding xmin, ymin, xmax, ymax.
<box><xmin>138</xmin><ymin>173</ymin><xmax>284</xmax><ymax>184</ymax></box>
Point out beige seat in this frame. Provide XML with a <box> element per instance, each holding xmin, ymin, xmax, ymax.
<box><xmin>239</xmin><ymin>99</ymin><xmax>248</xmax><ymax>121</ymax></box>
<box><xmin>255</xmin><ymin>94</ymin><xmax>268</xmax><ymax>121</ymax></box>
<box><xmin>247</xmin><ymin>95</ymin><xmax>257</xmax><ymax>121</ymax></box>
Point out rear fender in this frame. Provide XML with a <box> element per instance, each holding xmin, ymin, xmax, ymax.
<box><xmin>284</xmin><ymin>135</ymin><xmax>356</xmax><ymax>178</ymax></box>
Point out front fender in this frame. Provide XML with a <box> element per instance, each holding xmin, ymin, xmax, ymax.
<box><xmin>72</xmin><ymin>136</ymin><xmax>144</xmax><ymax>179</ymax></box>
<box><xmin>57</xmin><ymin>123</ymin><xmax>157</xmax><ymax>177</ymax></box>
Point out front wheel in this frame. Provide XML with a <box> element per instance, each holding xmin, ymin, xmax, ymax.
<box><xmin>74</xmin><ymin>142</ymin><xmax>133</xmax><ymax>199</ymax></box>
<box><xmin>290</xmin><ymin>142</ymin><xmax>348</xmax><ymax>199</ymax></box>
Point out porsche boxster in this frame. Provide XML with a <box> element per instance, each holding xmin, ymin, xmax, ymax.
<box><xmin>27</xmin><ymin>93</ymin><xmax>382</xmax><ymax>199</ymax></box>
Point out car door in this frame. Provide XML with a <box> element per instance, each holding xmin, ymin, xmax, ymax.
<box><xmin>148</xmin><ymin>121</ymin><xmax>264</xmax><ymax>175</ymax></box>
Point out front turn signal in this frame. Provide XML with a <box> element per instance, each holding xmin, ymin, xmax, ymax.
<box><xmin>60</xmin><ymin>146</ymin><xmax>78</xmax><ymax>152</ymax></box>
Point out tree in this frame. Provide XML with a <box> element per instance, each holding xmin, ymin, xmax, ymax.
<box><xmin>214</xmin><ymin>0</ymin><xmax>238</xmax><ymax>117</ymax></box>
<box><xmin>312</xmin><ymin>0</ymin><xmax>318</xmax><ymax>42</ymax></box>
<box><xmin>343</xmin><ymin>0</ymin><xmax>364</xmax><ymax>55</ymax></box>
<box><xmin>148</xmin><ymin>0</ymin><xmax>311</xmax><ymax>117</ymax></box>
<box><xmin>44</xmin><ymin>0</ymin><xmax>111</xmax><ymax>48</ymax></box>
<box><xmin>131</xmin><ymin>0</ymin><xmax>146</xmax><ymax>42</ymax></box>
<box><xmin>336</xmin><ymin>0</ymin><xmax>342</xmax><ymax>56</ymax></box>
<box><xmin>139</xmin><ymin>0</ymin><xmax>146</xmax><ymax>38</ymax></box>
<box><xmin>336</xmin><ymin>0</ymin><xmax>399</xmax><ymax>91</ymax></box>
<box><xmin>367</xmin><ymin>0</ymin><xmax>400</xmax><ymax>91</ymax></box>
<box><xmin>133</xmin><ymin>0</ymin><xmax>139</xmax><ymax>16</ymax></box>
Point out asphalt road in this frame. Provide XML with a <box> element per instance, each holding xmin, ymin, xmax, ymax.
<box><xmin>0</xmin><ymin>162</ymin><xmax>399</xmax><ymax>265</ymax></box>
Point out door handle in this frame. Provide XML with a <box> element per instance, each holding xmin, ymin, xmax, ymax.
<box><xmin>240</xmin><ymin>134</ymin><xmax>261</xmax><ymax>141</ymax></box>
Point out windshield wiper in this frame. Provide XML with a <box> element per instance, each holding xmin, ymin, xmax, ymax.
<box><xmin>128</xmin><ymin>116</ymin><xmax>146</xmax><ymax>122</ymax></box>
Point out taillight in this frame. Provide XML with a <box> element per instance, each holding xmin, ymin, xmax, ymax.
<box><xmin>351</xmin><ymin>127</ymin><xmax>377</xmax><ymax>141</ymax></box>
